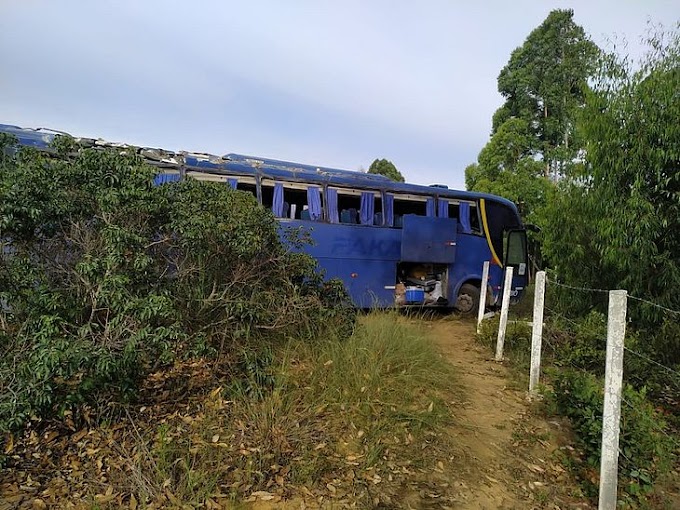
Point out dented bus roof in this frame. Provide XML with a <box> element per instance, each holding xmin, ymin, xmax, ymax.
<box><xmin>0</xmin><ymin>123</ymin><xmax>520</xmax><ymax>212</ymax></box>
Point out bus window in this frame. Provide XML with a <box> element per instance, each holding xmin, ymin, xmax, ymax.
<box><xmin>261</xmin><ymin>181</ymin><xmax>274</xmax><ymax>211</ymax></box>
<box><xmin>261</xmin><ymin>180</ymin><xmax>323</xmax><ymax>220</ymax></box>
<box><xmin>390</xmin><ymin>194</ymin><xmax>435</xmax><ymax>228</ymax></box>
<box><xmin>469</xmin><ymin>204</ymin><xmax>481</xmax><ymax>233</ymax></box>
<box><xmin>373</xmin><ymin>193</ymin><xmax>384</xmax><ymax>225</ymax></box>
<box><xmin>185</xmin><ymin>172</ymin><xmax>258</xmax><ymax>198</ymax></box>
<box><xmin>235</xmin><ymin>177</ymin><xmax>257</xmax><ymax>197</ymax></box>
<box><xmin>505</xmin><ymin>230</ymin><xmax>527</xmax><ymax>267</ymax></box>
<box><xmin>446</xmin><ymin>202</ymin><xmax>459</xmax><ymax>220</ymax></box>
<box><xmin>329</xmin><ymin>188</ymin><xmax>382</xmax><ymax>225</ymax></box>
<box><xmin>441</xmin><ymin>200</ymin><xmax>481</xmax><ymax>235</ymax></box>
<box><xmin>484</xmin><ymin>200</ymin><xmax>522</xmax><ymax>260</ymax></box>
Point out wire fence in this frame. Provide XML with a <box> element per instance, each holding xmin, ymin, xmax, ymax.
<box><xmin>627</xmin><ymin>294</ymin><xmax>680</xmax><ymax>317</ymax></box>
<box><xmin>546</xmin><ymin>276</ymin><xmax>680</xmax><ymax>382</ymax></box>
<box><xmin>480</xmin><ymin>265</ymin><xmax>680</xmax><ymax>507</ymax></box>
<box><xmin>479</xmin><ymin>267</ymin><xmax>680</xmax><ymax>396</ymax></box>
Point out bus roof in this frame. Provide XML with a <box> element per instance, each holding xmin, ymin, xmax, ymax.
<box><xmin>0</xmin><ymin>123</ymin><xmax>520</xmax><ymax>213</ymax></box>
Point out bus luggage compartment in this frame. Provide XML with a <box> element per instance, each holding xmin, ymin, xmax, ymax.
<box><xmin>400</xmin><ymin>215</ymin><xmax>458</xmax><ymax>264</ymax></box>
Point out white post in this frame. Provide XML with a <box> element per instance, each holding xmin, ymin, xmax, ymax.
<box><xmin>476</xmin><ymin>261</ymin><xmax>490</xmax><ymax>334</ymax></box>
<box><xmin>494</xmin><ymin>266</ymin><xmax>514</xmax><ymax>361</ymax></box>
<box><xmin>598</xmin><ymin>289</ymin><xmax>627</xmax><ymax>510</ymax></box>
<box><xmin>529</xmin><ymin>271</ymin><xmax>546</xmax><ymax>395</ymax></box>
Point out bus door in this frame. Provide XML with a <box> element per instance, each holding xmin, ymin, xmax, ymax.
<box><xmin>503</xmin><ymin>229</ymin><xmax>528</xmax><ymax>300</ymax></box>
<box><xmin>400</xmin><ymin>215</ymin><xmax>458</xmax><ymax>263</ymax></box>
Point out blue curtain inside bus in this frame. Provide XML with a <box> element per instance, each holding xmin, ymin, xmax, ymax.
<box><xmin>360</xmin><ymin>192</ymin><xmax>375</xmax><ymax>225</ymax></box>
<box><xmin>438</xmin><ymin>199</ymin><xmax>449</xmax><ymax>218</ymax></box>
<box><xmin>459</xmin><ymin>202</ymin><xmax>472</xmax><ymax>233</ymax></box>
<box><xmin>227</xmin><ymin>178</ymin><xmax>237</xmax><ymax>189</ymax></box>
<box><xmin>307</xmin><ymin>186</ymin><xmax>322</xmax><ymax>220</ymax></box>
<box><xmin>426</xmin><ymin>197</ymin><xmax>436</xmax><ymax>217</ymax></box>
<box><xmin>153</xmin><ymin>174</ymin><xmax>181</xmax><ymax>185</ymax></box>
<box><xmin>326</xmin><ymin>188</ymin><xmax>339</xmax><ymax>223</ymax></box>
<box><xmin>272</xmin><ymin>183</ymin><xmax>284</xmax><ymax>217</ymax></box>
<box><xmin>384</xmin><ymin>194</ymin><xmax>394</xmax><ymax>227</ymax></box>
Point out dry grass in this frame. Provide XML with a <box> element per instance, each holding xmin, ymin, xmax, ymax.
<box><xmin>112</xmin><ymin>312</ymin><xmax>460</xmax><ymax>507</ymax></box>
<box><xmin>0</xmin><ymin>313</ymin><xmax>462</xmax><ymax>508</ymax></box>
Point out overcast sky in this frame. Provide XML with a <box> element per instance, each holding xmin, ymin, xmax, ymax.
<box><xmin>1</xmin><ymin>1</ymin><xmax>677</xmax><ymax>188</ymax></box>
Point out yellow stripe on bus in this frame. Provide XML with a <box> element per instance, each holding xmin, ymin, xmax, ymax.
<box><xmin>480</xmin><ymin>199</ymin><xmax>503</xmax><ymax>267</ymax></box>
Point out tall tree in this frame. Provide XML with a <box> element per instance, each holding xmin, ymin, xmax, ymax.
<box><xmin>368</xmin><ymin>158</ymin><xmax>404</xmax><ymax>182</ymax></box>
<box><xmin>465</xmin><ymin>118</ymin><xmax>549</xmax><ymax>223</ymax></box>
<box><xmin>494</xmin><ymin>9</ymin><xmax>599</xmax><ymax>178</ymax></box>
<box><xmin>542</xmin><ymin>27</ymin><xmax>680</xmax><ymax>353</ymax></box>
<box><xmin>466</xmin><ymin>9</ymin><xmax>599</xmax><ymax>224</ymax></box>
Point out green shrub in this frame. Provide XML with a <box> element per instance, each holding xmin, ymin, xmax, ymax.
<box><xmin>476</xmin><ymin>316</ymin><xmax>532</xmax><ymax>368</ymax></box>
<box><xmin>0</xmin><ymin>135</ymin><xmax>354</xmax><ymax>434</ymax></box>
<box><xmin>547</xmin><ymin>369</ymin><xmax>675</xmax><ymax>501</ymax></box>
<box><xmin>545</xmin><ymin>312</ymin><xmax>680</xmax><ymax>413</ymax></box>
<box><xmin>549</xmin><ymin>311</ymin><xmax>607</xmax><ymax>376</ymax></box>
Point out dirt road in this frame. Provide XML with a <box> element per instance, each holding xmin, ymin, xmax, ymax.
<box><xmin>423</xmin><ymin>318</ymin><xmax>592</xmax><ymax>510</ymax></box>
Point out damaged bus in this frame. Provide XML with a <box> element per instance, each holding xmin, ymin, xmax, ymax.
<box><xmin>0</xmin><ymin>124</ymin><xmax>529</xmax><ymax>313</ymax></box>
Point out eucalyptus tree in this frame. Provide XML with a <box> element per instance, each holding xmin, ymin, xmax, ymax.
<box><xmin>543</xmin><ymin>26</ymin><xmax>680</xmax><ymax>353</ymax></box>
<box><xmin>466</xmin><ymin>9</ymin><xmax>599</xmax><ymax>223</ymax></box>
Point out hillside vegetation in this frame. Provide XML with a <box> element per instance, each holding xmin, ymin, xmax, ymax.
<box><xmin>0</xmin><ymin>134</ymin><xmax>352</xmax><ymax>435</ymax></box>
<box><xmin>466</xmin><ymin>14</ymin><xmax>680</xmax><ymax>506</ymax></box>
<box><xmin>0</xmin><ymin>136</ymin><xmax>465</xmax><ymax>508</ymax></box>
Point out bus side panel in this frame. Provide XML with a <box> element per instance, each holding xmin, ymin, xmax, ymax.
<box><xmin>280</xmin><ymin>221</ymin><xmax>401</xmax><ymax>307</ymax></box>
<box><xmin>317</xmin><ymin>257</ymin><xmax>396</xmax><ymax>307</ymax></box>
<box><xmin>448</xmin><ymin>235</ymin><xmax>503</xmax><ymax>303</ymax></box>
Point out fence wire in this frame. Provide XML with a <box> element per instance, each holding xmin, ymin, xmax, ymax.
<box><xmin>540</xmin><ymin>275</ymin><xmax>680</xmax><ymax>387</ymax></box>
<box><xmin>622</xmin><ymin>347</ymin><xmax>680</xmax><ymax>387</ymax></box>
<box><xmin>491</xmin><ymin>267</ymin><xmax>679</xmax><ymax>497</ymax></box>
<box><xmin>546</xmin><ymin>277</ymin><xmax>609</xmax><ymax>294</ymax></box>
<box><xmin>627</xmin><ymin>293</ymin><xmax>680</xmax><ymax>317</ymax></box>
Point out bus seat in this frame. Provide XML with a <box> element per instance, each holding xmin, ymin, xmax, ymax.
<box><xmin>394</xmin><ymin>214</ymin><xmax>403</xmax><ymax>228</ymax></box>
<box><xmin>340</xmin><ymin>209</ymin><xmax>351</xmax><ymax>223</ymax></box>
<box><xmin>300</xmin><ymin>209</ymin><xmax>311</xmax><ymax>220</ymax></box>
<box><xmin>348</xmin><ymin>208</ymin><xmax>358</xmax><ymax>224</ymax></box>
<box><xmin>283</xmin><ymin>202</ymin><xmax>290</xmax><ymax>218</ymax></box>
<box><xmin>374</xmin><ymin>212</ymin><xmax>383</xmax><ymax>225</ymax></box>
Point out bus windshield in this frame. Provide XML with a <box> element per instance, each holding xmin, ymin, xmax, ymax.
<box><xmin>483</xmin><ymin>200</ymin><xmax>523</xmax><ymax>263</ymax></box>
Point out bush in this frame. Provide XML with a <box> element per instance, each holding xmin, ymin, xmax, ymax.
<box><xmin>547</xmin><ymin>369</ymin><xmax>675</xmax><ymax>501</ymax></box>
<box><xmin>476</xmin><ymin>315</ymin><xmax>532</xmax><ymax>368</ymax></box>
<box><xmin>549</xmin><ymin>311</ymin><xmax>607</xmax><ymax>376</ymax></box>
<box><xmin>0</xmin><ymin>135</ymin><xmax>354</xmax><ymax>434</ymax></box>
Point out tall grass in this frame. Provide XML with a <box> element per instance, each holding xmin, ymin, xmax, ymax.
<box><xmin>114</xmin><ymin>312</ymin><xmax>458</xmax><ymax>506</ymax></box>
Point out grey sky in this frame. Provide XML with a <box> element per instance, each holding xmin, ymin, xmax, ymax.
<box><xmin>1</xmin><ymin>1</ymin><xmax>677</xmax><ymax>188</ymax></box>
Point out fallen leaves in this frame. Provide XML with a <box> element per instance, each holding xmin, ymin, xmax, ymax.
<box><xmin>0</xmin><ymin>326</ymin><xmax>600</xmax><ymax>510</ymax></box>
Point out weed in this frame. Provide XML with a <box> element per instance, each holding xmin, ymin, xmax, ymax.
<box><xmin>547</xmin><ymin>369</ymin><xmax>676</xmax><ymax>502</ymax></box>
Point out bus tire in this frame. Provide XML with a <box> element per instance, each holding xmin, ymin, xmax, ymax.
<box><xmin>456</xmin><ymin>283</ymin><xmax>480</xmax><ymax>316</ymax></box>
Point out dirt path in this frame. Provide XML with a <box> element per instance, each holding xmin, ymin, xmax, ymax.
<box><xmin>424</xmin><ymin>318</ymin><xmax>592</xmax><ymax>510</ymax></box>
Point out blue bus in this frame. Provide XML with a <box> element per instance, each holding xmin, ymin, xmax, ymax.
<box><xmin>0</xmin><ymin>124</ymin><xmax>529</xmax><ymax>313</ymax></box>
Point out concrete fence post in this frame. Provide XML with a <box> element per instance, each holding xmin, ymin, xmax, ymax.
<box><xmin>529</xmin><ymin>271</ymin><xmax>546</xmax><ymax>395</ymax></box>
<box><xmin>476</xmin><ymin>261</ymin><xmax>490</xmax><ymax>334</ymax></box>
<box><xmin>494</xmin><ymin>266</ymin><xmax>514</xmax><ymax>361</ymax></box>
<box><xmin>598</xmin><ymin>289</ymin><xmax>627</xmax><ymax>510</ymax></box>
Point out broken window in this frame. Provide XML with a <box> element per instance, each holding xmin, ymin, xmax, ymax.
<box><xmin>388</xmin><ymin>193</ymin><xmax>436</xmax><ymax>228</ymax></box>
<box><xmin>328</xmin><ymin>188</ymin><xmax>382</xmax><ymax>225</ymax></box>
<box><xmin>261</xmin><ymin>180</ymin><xmax>323</xmax><ymax>220</ymax></box>
<box><xmin>184</xmin><ymin>172</ymin><xmax>258</xmax><ymax>198</ymax></box>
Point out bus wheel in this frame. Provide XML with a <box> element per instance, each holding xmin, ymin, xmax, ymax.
<box><xmin>455</xmin><ymin>284</ymin><xmax>480</xmax><ymax>315</ymax></box>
